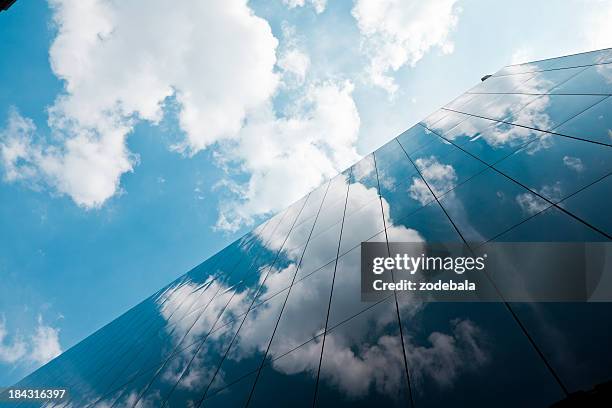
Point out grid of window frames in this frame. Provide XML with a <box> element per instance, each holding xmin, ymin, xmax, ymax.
<box><xmin>3</xmin><ymin>48</ymin><xmax>612</xmax><ymax>408</ymax></box>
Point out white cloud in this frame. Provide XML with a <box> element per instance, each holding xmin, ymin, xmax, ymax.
<box><xmin>510</xmin><ymin>47</ymin><xmax>536</xmax><ymax>65</ymax></box>
<box><xmin>215</xmin><ymin>80</ymin><xmax>361</xmax><ymax>231</ymax></box>
<box><xmin>0</xmin><ymin>314</ymin><xmax>62</xmax><ymax>367</ymax></box>
<box><xmin>278</xmin><ymin>49</ymin><xmax>311</xmax><ymax>87</ymax></box>
<box><xmin>0</xmin><ymin>317</ymin><xmax>27</xmax><ymax>364</ymax></box>
<box><xmin>405</xmin><ymin>318</ymin><xmax>488</xmax><ymax>388</ymax></box>
<box><xmin>277</xmin><ymin>23</ymin><xmax>311</xmax><ymax>87</ymax></box>
<box><xmin>1</xmin><ymin>0</ymin><xmax>363</xmax><ymax>231</ymax></box>
<box><xmin>409</xmin><ymin>156</ymin><xmax>457</xmax><ymax>204</ymax></box>
<box><xmin>283</xmin><ymin>0</ymin><xmax>328</xmax><ymax>14</ymax></box>
<box><xmin>352</xmin><ymin>0</ymin><xmax>461</xmax><ymax>94</ymax></box>
<box><xmin>583</xmin><ymin>1</ymin><xmax>612</xmax><ymax>50</ymax></box>
<box><xmin>563</xmin><ymin>156</ymin><xmax>585</xmax><ymax>172</ymax></box>
<box><xmin>516</xmin><ymin>184</ymin><xmax>560</xmax><ymax>216</ymax></box>
<box><xmin>1</xmin><ymin>0</ymin><xmax>279</xmax><ymax>208</ymax></box>
<box><xmin>516</xmin><ymin>193</ymin><xmax>547</xmax><ymax>216</ymax></box>
<box><xmin>29</xmin><ymin>315</ymin><xmax>62</xmax><ymax>365</ymax></box>
<box><xmin>0</xmin><ymin>109</ymin><xmax>40</xmax><ymax>184</ymax></box>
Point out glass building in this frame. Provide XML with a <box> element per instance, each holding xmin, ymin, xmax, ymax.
<box><xmin>5</xmin><ymin>48</ymin><xmax>612</xmax><ymax>407</ymax></box>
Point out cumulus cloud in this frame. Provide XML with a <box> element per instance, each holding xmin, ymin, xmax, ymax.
<box><xmin>283</xmin><ymin>0</ymin><xmax>328</xmax><ymax>14</ymax></box>
<box><xmin>1</xmin><ymin>0</ymin><xmax>362</xmax><ymax>232</ymax></box>
<box><xmin>563</xmin><ymin>156</ymin><xmax>585</xmax><ymax>172</ymax></box>
<box><xmin>516</xmin><ymin>184</ymin><xmax>560</xmax><ymax>216</ymax></box>
<box><xmin>409</xmin><ymin>156</ymin><xmax>457</xmax><ymax>204</ymax></box>
<box><xmin>215</xmin><ymin>80</ymin><xmax>361</xmax><ymax>232</ymax></box>
<box><xmin>582</xmin><ymin>0</ymin><xmax>612</xmax><ymax>50</ymax></box>
<box><xmin>29</xmin><ymin>315</ymin><xmax>62</xmax><ymax>365</ymax></box>
<box><xmin>277</xmin><ymin>24</ymin><xmax>311</xmax><ymax>87</ymax></box>
<box><xmin>0</xmin><ymin>109</ymin><xmax>41</xmax><ymax>185</ymax></box>
<box><xmin>0</xmin><ymin>315</ymin><xmax>62</xmax><ymax>367</ymax></box>
<box><xmin>516</xmin><ymin>193</ymin><xmax>548</xmax><ymax>216</ymax></box>
<box><xmin>0</xmin><ymin>317</ymin><xmax>27</xmax><ymax>364</ymax></box>
<box><xmin>510</xmin><ymin>47</ymin><xmax>537</xmax><ymax>65</ymax></box>
<box><xmin>405</xmin><ymin>318</ymin><xmax>488</xmax><ymax>388</ymax></box>
<box><xmin>1</xmin><ymin>0</ymin><xmax>279</xmax><ymax>209</ymax></box>
<box><xmin>352</xmin><ymin>0</ymin><xmax>461</xmax><ymax>94</ymax></box>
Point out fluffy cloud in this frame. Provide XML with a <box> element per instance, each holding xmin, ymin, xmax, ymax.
<box><xmin>283</xmin><ymin>0</ymin><xmax>328</xmax><ymax>14</ymax></box>
<box><xmin>0</xmin><ymin>109</ymin><xmax>40</xmax><ymax>185</ymax></box>
<box><xmin>583</xmin><ymin>0</ymin><xmax>612</xmax><ymax>50</ymax></box>
<box><xmin>352</xmin><ymin>0</ymin><xmax>461</xmax><ymax>94</ymax></box>
<box><xmin>409</xmin><ymin>156</ymin><xmax>457</xmax><ymax>205</ymax></box>
<box><xmin>0</xmin><ymin>315</ymin><xmax>62</xmax><ymax>367</ymax></box>
<box><xmin>277</xmin><ymin>24</ymin><xmax>311</xmax><ymax>87</ymax></box>
<box><xmin>0</xmin><ymin>317</ymin><xmax>27</xmax><ymax>364</ymax></box>
<box><xmin>405</xmin><ymin>318</ymin><xmax>488</xmax><ymax>388</ymax></box>
<box><xmin>563</xmin><ymin>156</ymin><xmax>585</xmax><ymax>173</ymax></box>
<box><xmin>215</xmin><ymin>80</ymin><xmax>361</xmax><ymax>231</ymax></box>
<box><xmin>278</xmin><ymin>49</ymin><xmax>311</xmax><ymax>86</ymax></box>
<box><xmin>1</xmin><ymin>0</ymin><xmax>279</xmax><ymax>208</ymax></box>
<box><xmin>29</xmin><ymin>315</ymin><xmax>62</xmax><ymax>365</ymax></box>
<box><xmin>516</xmin><ymin>184</ymin><xmax>560</xmax><ymax>216</ymax></box>
<box><xmin>1</xmin><ymin>0</ymin><xmax>362</xmax><ymax>232</ymax></box>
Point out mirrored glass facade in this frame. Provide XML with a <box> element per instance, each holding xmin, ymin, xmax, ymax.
<box><xmin>5</xmin><ymin>48</ymin><xmax>612</xmax><ymax>407</ymax></box>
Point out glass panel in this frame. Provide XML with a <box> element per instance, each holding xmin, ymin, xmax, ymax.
<box><xmin>203</xmin><ymin>291</ymin><xmax>287</xmax><ymax>396</ymax></box>
<box><xmin>553</xmin><ymin>96</ymin><xmax>612</xmax><ymax>145</ymax></box>
<box><xmin>265</xmin><ymin>262</ymin><xmax>334</xmax><ymax>360</ymax></box>
<box><xmin>421</xmin><ymin>108</ymin><xmax>451</xmax><ymax>127</ymax></box>
<box><xmin>559</xmin><ymin>174</ymin><xmax>612</xmax><ymax>238</ymax></box>
<box><xmin>375</xmin><ymin>140</ymin><xmax>433</xmax><ymax>224</ymax></box>
<box><xmin>200</xmin><ymin>371</ymin><xmax>257</xmax><ymax>408</ymax></box>
<box><xmin>545</xmin><ymin>48</ymin><xmax>612</xmax><ymax>70</ymax></box>
<box><xmin>489</xmin><ymin>202</ymin><xmax>612</xmax><ymax>395</ymax></box>
<box><xmin>468</xmin><ymin>72</ymin><xmax>534</xmax><ymax>93</ymax></box>
<box><xmin>400</xmin><ymin>302</ymin><xmax>565</xmax><ymax>407</ymax></box>
<box><xmin>492</xmin><ymin>206</ymin><xmax>606</xmax><ymax>242</ymax></box>
<box><xmin>494</xmin><ymin>132</ymin><xmax>612</xmax><ymax>202</ymax></box>
<box><xmin>457</xmin><ymin>92</ymin><xmax>539</xmax><ymax>121</ymax></box>
<box><xmin>328</xmin><ymin>232</ymin><xmax>388</xmax><ymax>329</ymax></box>
<box><xmin>125</xmin><ymin>324</ymin><xmax>236</xmax><ymax>407</ymax></box>
<box><xmin>510</xmin><ymin>302</ymin><xmax>612</xmax><ymax>393</ymax></box>
<box><xmin>322</xmin><ymin>171</ymin><xmax>351</xmax><ymax>210</ymax></box>
<box><xmin>396</xmin><ymin>125</ymin><xmax>439</xmax><ymax>156</ymax></box>
<box><xmin>517</xmin><ymin>66</ymin><xmax>589</xmax><ymax>94</ymax></box>
<box><xmin>293</xmin><ymin>181</ymin><xmax>329</xmax><ymax>227</ymax></box>
<box><xmin>315</xmin><ymin>297</ymin><xmax>412</xmax><ymax>407</ymax></box>
<box><xmin>295</xmin><ymin>222</ymin><xmax>342</xmax><ymax>281</ymax></box>
<box><xmin>247</xmin><ymin>344</ymin><xmax>320</xmax><ymax>408</ymax></box>
<box><xmin>551</xmin><ymin>63</ymin><xmax>612</xmax><ymax>95</ymax></box>
<box><xmin>338</xmin><ymin>198</ymin><xmax>384</xmax><ymax>255</ymax></box>
<box><xmin>502</xmin><ymin>94</ymin><xmax>607</xmax><ymax>132</ymax></box>
<box><xmin>386</xmin><ymin>200</ymin><xmax>461</xmax><ymax>243</ymax></box>
<box><xmin>493</xmin><ymin>59</ymin><xmax>558</xmax><ymax>76</ymax></box>
<box><xmin>443</xmin><ymin>92</ymin><xmax>477</xmax><ymax>111</ymax></box>
<box><xmin>345</xmin><ymin>154</ymin><xmax>380</xmax><ymax>216</ymax></box>
<box><xmin>406</xmin><ymin>132</ymin><xmax>488</xmax><ymax>198</ymax></box>
<box><xmin>425</xmin><ymin>111</ymin><xmax>471</xmax><ymax>135</ymax></box>
<box><xmin>437</xmin><ymin>168</ymin><xmax>550</xmax><ymax>243</ymax></box>
<box><xmin>283</xmin><ymin>213</ymin><xmax>319</xmax><ymax>257</ymax></box>
<box><xmin>444</xmin><ymin>116</ymin><xmax>541</xmax><ymax>165</ymax></box>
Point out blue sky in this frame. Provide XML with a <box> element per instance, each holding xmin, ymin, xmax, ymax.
<box><xmin>0</xmin><ymin>0</ymin><xmax>610</xmax><ymax>385</ymax></box>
